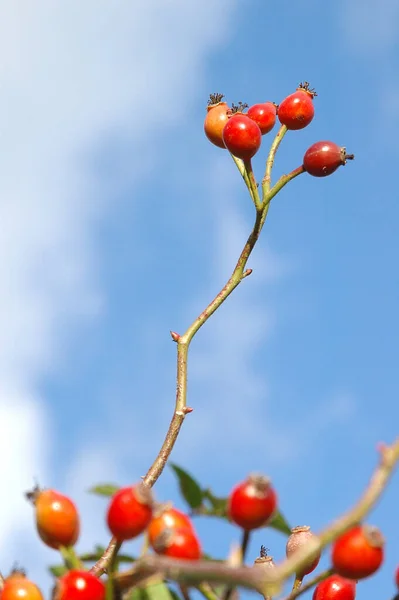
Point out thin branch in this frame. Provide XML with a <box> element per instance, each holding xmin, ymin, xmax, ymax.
<box><xmin>143</xmin><ymin>206</ymin><xmax>267</xmax><ymax>488</ymax></box>
<box><xmin>262</xmin><ymin>124</ymin><xmax>287</xmax><ymax>196</ymax></box>
<box><xmin>93</xmin><ymin>172</ymin><xmax>273</xmax><ymax>574</ymax></box>
<box><xmin>114</xmin><ymin>555</ymin><xmax>273</xmax><ymax>595</ymax></box>
<box><xmin>231</xmin><ymin>155</ymin><xmax>254</xmax><ymax>201</ymax></box>
<box><xmin>260</xmin><ymin>166</ymin><xmax>304</xmax><ymax>230</ymax></box>
<box><xmin>90</xmin><ymin>539</ymin><xmax>122</xmax><ymax>576</ymax></box>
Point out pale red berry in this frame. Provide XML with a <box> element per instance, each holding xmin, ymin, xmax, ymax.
<box><xmin>286</xmin><ymin>525</ymin><xmax>321</xmax><ymax>577</ymax></box>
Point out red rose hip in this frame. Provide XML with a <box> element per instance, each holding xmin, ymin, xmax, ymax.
<box><xmin>107</xmin><ymin>483</ymin><xmax>154</xmax><ymax>541</ymax></box>
<box><xmin>312</xmin><ymin>574</ymin><xmax>356</xmax><ymax>600</ymax></box>
<box><xmin>303</xmin><ymin>141</ymin><xmax>354</xmax><ymax>177</ymax></box>
<box><xmin>278</xmin><ymin>82</ymin><xmax>316</xmax><ymax>130</ymax></box>
<box><xmin>227</xmin><ymin>474</ymin><xmax>277</xmax><ymax>530</ymax></box>
<box><xmin>332</xmin><ymin>524</ymin><xmax>384</xmax><ymax>580</ymax></box>
<box><xmin>152</xmin><ymin>526</ymin><xmax>202</xmax><ymax>560</ymax></box>
<box><xmin>222</xmin><ymin>114</ymin><xmax>262</xmax><ymax>160</ymax></box>
<box><xmin>54</xmin><ymin>570</ymin><xmax>105</xmax><ymax>600</ymax></box>
<box><xmin>148</xmin><ymin>504</ymin><xmax>194</xmax><ymax>546</ymax></box>
<box><xmin>247</xmin><ymin>102</ymin><xmax>277</xmax><ymax>134</ymax></box>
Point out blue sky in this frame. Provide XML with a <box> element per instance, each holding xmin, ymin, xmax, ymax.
<box><xmin>0</xmin><ymin>1</ymin><xmax>398</xmax><ymax>598</ymax></box>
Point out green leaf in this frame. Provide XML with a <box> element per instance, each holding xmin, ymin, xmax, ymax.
<box><xmin>202</xmin><ymin>490</ymin><xmax>228</xmax><ymax>517</ymax></box>
<box><xmin>127</xmin><ymin>579</ymin><xmax>177</xmax><ymax>600</ymax></box>
<box><xmin>88</xmin><ymin>483</ymin><xmax>120</xmax><ymax>497</ymax></box>
<box><xmin>49</xmin><ymin>564</ymin><xmax>68</xmax><ymax>577</ymax></box>
<box><xmin>268</xmin><ymin>510</ymin><xmax>292</xmax><ymax>535</ymax></box>
<box><xmin>169</xmin><ymin>463</ymin><xmax>203</xmax><ymax>509</ymax></box>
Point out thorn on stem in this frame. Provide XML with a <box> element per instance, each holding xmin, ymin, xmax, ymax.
<box><xmin>242</xmin><ymin>269</ymin><xmax>253</xmax><ymax>279</ymax></box>
<box><xmin>170</xmin><ymin>331</ymin><xmax>180</xmax><ymax>342</ymax></box>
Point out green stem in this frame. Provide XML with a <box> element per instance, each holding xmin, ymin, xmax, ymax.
<box><xmin>143</xmin><ymin>206</ymin><xmax>266</xmax><ymax>488</ymax></box>
<box><xmin>59</xmin><ymin>546</ymin><xmax>83</xmax><ymax>570</ymax></box>
<box><xmin>231</xmin><ymin>155</ymin><xmax>260</xmax><ymax>208</ymax></box>
<box><xmin>197</xmin><ymin>582</ymin><xmax>221</xmax><ymax>600</ymax></box>
<box><xmin>292</xmin><ymin>576</ymin><xmax>303</xmax><ymax>592</ymax></box>
<box><xmin>262</xmin><ymin>124</ymin><xmax>287</xmax><ymax>197</ymax></box>
<box><xmin>241</xmin><ymin>529</ymin><xmax>251</xmax><ymax>561</ymax></box>
<box><xmin>260</xmin><ymin>166</ymin><xmax>304</xmax><ymax>230</ymax></box>
<box><xmin>281</xmin><ymin>568</ymin><xmax>334</xmax><ymax>600</ymax></box>
<box><xmin>243</xmin><ymin>159</ymin><xmax>262</xmax><ymax>210</ymax></box>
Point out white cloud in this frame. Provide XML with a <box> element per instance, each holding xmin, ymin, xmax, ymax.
<box><xmin>0</xmin><ymin>0</ymin><xmax>241</xmax><ymax>580</ymax></box>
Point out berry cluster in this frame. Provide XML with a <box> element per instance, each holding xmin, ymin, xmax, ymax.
<box><xmin>204</xmin><ymin>83</ymin><xmax>354</xmax><ymax>177</ymax></box>
<box><xmin>6</xmin><ymin>468</ymin><xmax>390</xmax><ymax>600</ymax></box>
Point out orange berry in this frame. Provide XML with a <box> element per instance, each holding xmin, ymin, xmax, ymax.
<box><xmin>1</xmin><ymin>570</ymin><xmax>44</xmax><ymax>600</ymax></box>
<box><xmin>26</xmin><ymin>487</ymin><xmax>80</xmax><ymax>549</ymax></box>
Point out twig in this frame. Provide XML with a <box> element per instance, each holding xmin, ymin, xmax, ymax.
<box><xmin>143</xmin><ymin>205</ymin><xmax>267</xmax><ymax>488</ymax></box>
<box><xmin>260</xmin><ymin>166</ymin><xmax>305</xmax><ymax>230</ymax></box>
<box><xmin>0</xmin><ymin>572</ymin><xmax>4</xmax><ymax>592</ymax></box>
<box><xmin>262</xmin><ymin>124</ymin><xmax>287</xmax><ymax>196</ymax></box>
<box><xmin>90</xmin><ymin>538</ymin><xmax>122</xmax><ymax>576</ymax></box>
<box><xmin>114</xmin><ymin>555</ymin><xmax>273</xmax><ymax>594</ymax></box>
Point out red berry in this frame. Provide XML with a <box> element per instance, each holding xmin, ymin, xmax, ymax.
<box><xmin>222</xmin><ymin>114</ymin><xmax>262</xmax><ymax>160</ymax></box>
<box><xmin>227</xmin><ymin>474</ymin><xmax>277</xmax><ymax>530</ymax></box>
<box><xmin>54</xmin><ymin>570</ymin><xmax>105</xmax><ymax>600</ymax></box>
<box><xmin>247</xmin><ymin>102</ymin><xmax>277</xmax><ymax>134</ymax></box>
<box><xmin>286</xmin><ymin>525</ymin><xmax>321</xmax><ymax>577</ymax></box>
<box><xmin>303</xmin><ymin>141</ymin><xmax>354</xmax><ymax>177</ymax></box>
<box><xmin>148</xmin><ymin>504</ymin><xmax>194</xmax><ymax>547</ymax></box>
<box><xmin>26</xmin><ymin>487</ymin><xmax>80</xmax><ymax>549</ymax></box>
<box><xmin>278</xmin><ymin>82</ymin><xmax>316</xmax><ymax>130</ymax></box>
<box><xmin>204</xmin><ymin>93</ymin><xmax>230</xmax><ymax>149</ymax></box>
<box><xmin>1</xmin><ymin>570</ymin><xmax>44</xmax><ymax>600</ymax></box>
<box><xmin>332</xmin><ymin>524</ymin><xmax>384</xmax><ymax>580</ymax></box>
<box><xmin>152</xmin><ymin>526</ymin><xmax>202</xmax><ymax>560</ymax></box>
<box><xmin>312</xmin><ymin>575</ymin><xmax>356</xmax><ymax>600</ymax></box>
<box><xmin>107</xmin><ymin>483</ymin><xmax>154</xmax><ymax>541</ymax></box>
